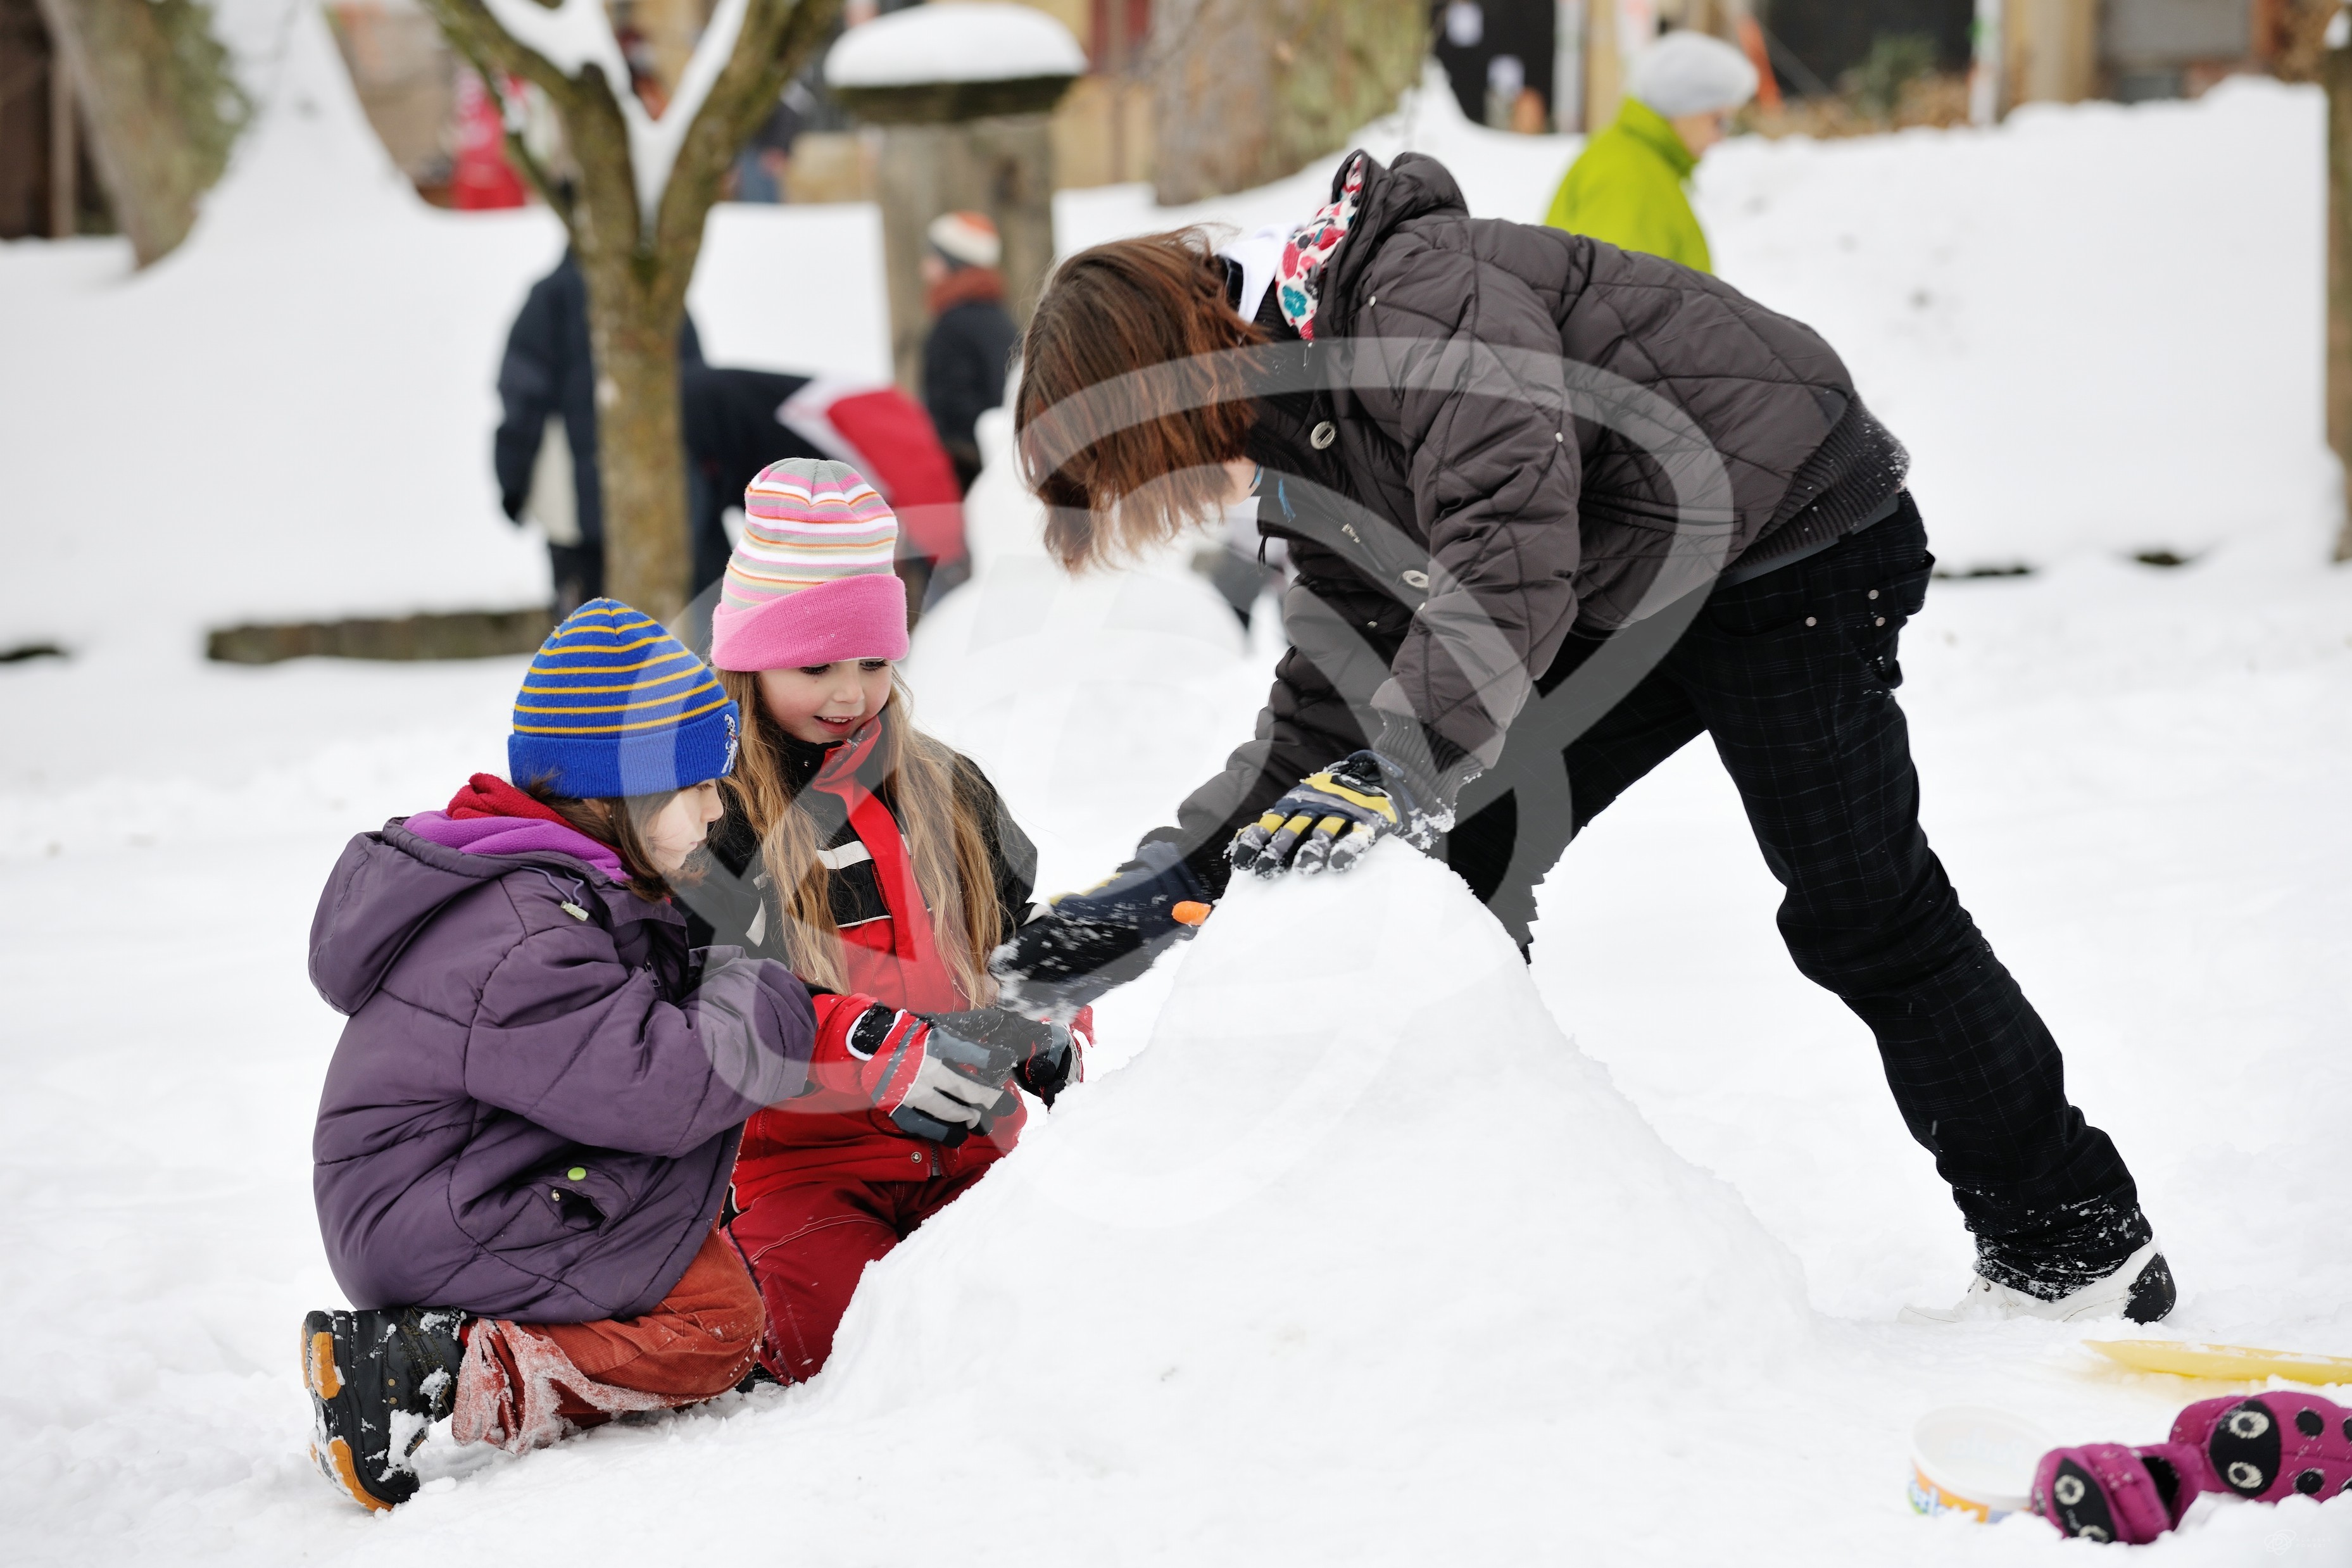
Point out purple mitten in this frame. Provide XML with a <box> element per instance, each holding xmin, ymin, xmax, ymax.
<box><xmin>2171</xmin><ymin>1393</ymin><xmax>2352</xmax><ymax>1504</ymax></box>
<box><xmin>2034</xmin><ymin>1442</ymin><xmax>2198</xmax><ymax>1543</ymax></box>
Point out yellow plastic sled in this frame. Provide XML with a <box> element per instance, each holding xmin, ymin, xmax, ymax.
<box><xmin>2088</xmin><ymin>1339</ymin><xmax>2352</xmax><ymax>1386</ymax></box>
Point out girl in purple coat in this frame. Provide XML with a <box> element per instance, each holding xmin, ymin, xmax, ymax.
<box><xmin>302</xmin><ymin>601</ymin><xmax>814</xmax><ymax>1510</ymax></box>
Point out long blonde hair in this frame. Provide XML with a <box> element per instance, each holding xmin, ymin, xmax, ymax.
<box><xmin>719</xmin><ymin>669</ymin><xmax>1002</xmax><ymax>1005</ymax></box>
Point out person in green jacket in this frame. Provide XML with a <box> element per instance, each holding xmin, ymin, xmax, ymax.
<box><xmin>1545</xmin><ymin>31</ymin><xmax>1759</xmax><ymax>274</ymax></box>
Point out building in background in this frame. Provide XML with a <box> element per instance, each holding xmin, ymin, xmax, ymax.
<box><xmin>1756</xmin><ymin>0</ymin><xmax>2282</xmax><ymax>113</ymax></box>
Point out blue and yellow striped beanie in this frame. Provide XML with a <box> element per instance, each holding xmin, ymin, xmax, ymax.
<box><xmin>508</xmin><ymin>599</ymin><xmax>740</xmax><ymax>799</ymax></box>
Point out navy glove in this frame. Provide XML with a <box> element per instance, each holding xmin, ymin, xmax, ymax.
<box><xmin>988</xmin><ymin>842</ymin><xmax>1211</xmax><ymax>1020</ymax></box>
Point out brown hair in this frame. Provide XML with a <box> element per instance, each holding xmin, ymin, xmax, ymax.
<box><xmin>1014</xmin><ymin>229</ymin><xmax>1266</xmax><ymax>570</ymax></box>
<box><xmin>717</xmin><ymin>669</ymin><xmax>1003</xmax><ymax>1005</ymax></box>
<box><xmin>519</xmin><ymin>782</ymin><xmax>685</xmax><ymax>903</ymax></box>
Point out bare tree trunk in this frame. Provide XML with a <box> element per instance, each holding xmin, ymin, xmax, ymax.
<box><xmin>424</xmin><ymin>0</ymin><xmax>841</xmax><ymax>622</ymax></box>
<box><xmin>2276</xmin><ymin>1</ymin><xmax>2345</xmax><ymax>85</ymax></box>
<box><xmin>1150</xmin><ymin>0</ymin><xmax>1426</xmax><ymax>205</ymax></box>
<box><xmin>33</xmin><ymin>0</ymin><xmax>242</xmax><ymax>265</ymax></box>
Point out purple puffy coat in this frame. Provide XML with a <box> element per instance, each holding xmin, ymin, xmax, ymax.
<box><xmin>308</xmin><ymin>820</ymin><xmax>815</xmax><ymax>1321</ymax></box>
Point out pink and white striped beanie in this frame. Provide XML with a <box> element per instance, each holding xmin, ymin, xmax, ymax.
<box><xmin>710</xmin><ymin>458</ymin><xmax>910</xmax><ymax>672</ymax></box>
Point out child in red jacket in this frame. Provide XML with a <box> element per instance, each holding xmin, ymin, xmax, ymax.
<box><xmin>694</xmin><ymin>458</ymin><xmax>1085</xmax><ymax>1383</ymax></box>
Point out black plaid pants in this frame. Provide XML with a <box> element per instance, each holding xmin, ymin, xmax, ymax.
<box><xmin>1447</xmin><ymin>495</ymin><xmax>2145</xmax><ymax>1281</ymax></box>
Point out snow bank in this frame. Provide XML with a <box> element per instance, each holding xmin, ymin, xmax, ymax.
<box><xmin>1699</xmin><ymin>80</ymin><xmax>2330</xmax><ymax>570</ymax></box>
<box><xmin>1057</xmin><ymin>69</ymin><xmax>2336</xmax><ymax>571</ymax></box>
<box><xmin>824</xmin><ymin>1</ymin><xmax>1086</xmax><ymax>89</ymax></box>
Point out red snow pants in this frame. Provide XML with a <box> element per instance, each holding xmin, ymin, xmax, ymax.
<box><xmin>727</xmin><ymin>1169</ymin><xmax>991</xmax><ymax>1383</ymax></box>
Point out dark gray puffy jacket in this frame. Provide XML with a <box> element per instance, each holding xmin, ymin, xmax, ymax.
<box><xmin>1154</xmin><ymin>149</ymin><xmax>1906</xmax><ymax>889</ymax></box>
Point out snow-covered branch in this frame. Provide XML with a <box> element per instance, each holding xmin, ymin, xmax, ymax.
<box><xmin>479</xmin><ymin>0</ymin><xmax>750</xmax><ymax>229</ymax></box>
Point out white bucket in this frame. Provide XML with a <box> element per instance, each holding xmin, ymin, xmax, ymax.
<box><xmin>1908</xmin><ymin>1405</ymin><xmax>2053</xmax><ymax>1523</ymax></box>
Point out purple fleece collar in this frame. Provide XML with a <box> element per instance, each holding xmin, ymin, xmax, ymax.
<box><xmin>403</xmin><ymin>811</ymin><xmax>627</xmax><ymax>881</ymax></box>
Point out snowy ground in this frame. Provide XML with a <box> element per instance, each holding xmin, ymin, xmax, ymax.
<box><xmin>4</xmin><ymin>16</ymin><xmax>2351</xmax><ymax>1567</ymax></box>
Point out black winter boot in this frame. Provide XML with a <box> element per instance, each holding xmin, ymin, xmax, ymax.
<box><xmin>302</xmin><ymin>1307</ymin><xmax>468</xmax><ymax>1510</ymax></box>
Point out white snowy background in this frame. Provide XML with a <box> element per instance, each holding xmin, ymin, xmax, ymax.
<box><xmin>1</xmin><ymin>1</ymin><xmax>2348</xmax><ymax>1562</ymax></box>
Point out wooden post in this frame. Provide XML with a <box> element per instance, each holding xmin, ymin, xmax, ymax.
<box><xmin>1585</xmin><ymin>0</ymin><xmax>1619</xmax><ymax>133</ymax></box>
<box><xmin>48</xmin><ymin>37</ymin><xmax>75</xmax><ymax>237</ymax></box>
<box><xmin>1552</xmin><ymin>0</ymin><xmax>1585</xmax><ymax>132</ymax></box>
<box><xmin>2003</xmin><ymin>0</ymin><xmax>2097</xmax><ymax>106</ymax></box>
<box><xmin>1103</xmin><ymin>0</ymin><xmax>1128</xmax><ymax>184</ymax></box>
<box><xmin>2329</xmin><ymin>44</ymin><xmax>2352</xmax><ymax>560</ymax></box>
<box><xmin>874</xmin><ymin>112</ymin><xmax>1059</xmax><ymax>394</ymax></box>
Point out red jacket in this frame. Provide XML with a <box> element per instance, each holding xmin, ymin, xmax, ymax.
<box><xmin>700</xmin><ymin>720</ymin><xmax>1072</xmax><ymax>1200</ymax></box>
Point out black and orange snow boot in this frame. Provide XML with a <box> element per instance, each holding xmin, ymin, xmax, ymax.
<box><xmin>301</xmin><ymin>1307</ymin><xmax>467</xmax><ymax>1510</ymax></box>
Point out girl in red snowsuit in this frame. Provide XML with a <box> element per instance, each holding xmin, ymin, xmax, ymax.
<box><xmin>696</xmin><ymin>457</ymin><xmax>1084</xmax><ymax>1383</ymax></box>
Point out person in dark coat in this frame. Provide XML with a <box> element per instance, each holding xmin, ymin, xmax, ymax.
<box><xmin>681</xmin><ymin>368</ymin><xmax>967</xmax><ymax>614</ymax></box>
<box><xmin>919</xmin><ymin>210</ymin><xmax>1021</xmax><ymax>492</ymax></box>
<box><xmin>992</xmin><ymin>149</ymin><xmax>2175</xmax><ymax>1329</ymax></box>
<box><xmin>494</xmin><ymin>254</ymin><xmax>705</xmax><ymax>613</ymax></box>
<box><xmin>301</xmin><ymin>601</ymin><xmax>807</xmax><ymax>1511</ymax></box>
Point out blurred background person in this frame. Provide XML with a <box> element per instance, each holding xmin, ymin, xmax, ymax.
<box><xmin>682</xmin><ymin>370</ymin><xmax>966</xmax><ymax>619</ymax></box>
<box><xmin>1544</xmin><ymin>30</ymin><xmax>1758</xmax><ymax>273</ymax></box>
<box><xmin>495</xmin><ymin>250</ymin><xmax>706</xmax><ymax>614</ymax></box>
<box><xmin>919</xmin><ymin>210</ymin><xmax>1019</xmax><ymax>493</ymax></box>
<box><xmin>729</xmin><ymin>85</ymin><xmax>811</xmax><ymax>204</ymax></box>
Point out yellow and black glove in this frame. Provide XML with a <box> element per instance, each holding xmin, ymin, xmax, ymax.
<box><xmin>1229</xmin><ymin>750</ymin><xmax>1431</xmax><ymax>877</ymax></box>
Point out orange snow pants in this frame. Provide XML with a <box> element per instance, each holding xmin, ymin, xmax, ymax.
<box><xmin>463</xmin><ymin>1225</ymin><xmax>764</xmax><ymax>1443</ymax></box>
<box><xmin>535</xmin><ymin>1226</ymin><xmax>764</xmax><ymax>1403</ymax></box>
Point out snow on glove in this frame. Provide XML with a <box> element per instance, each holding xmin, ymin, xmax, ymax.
<box><xmin>921</xmin><ymin>1007</ymin><xmax>1090</xmax><ymax>1108</ymax></box>
<box><xmin>846</xmin><ymin>1005</ymin><xmax>1015</xmax><ymax>1145</ymax></box>
<box><xmin>1229</xmin><ymin>750</ymin><xmax>1431</xmax><ymax>877</ymax></box>
<box><xmin>990</xmin><ymin>843</ymin><xmax>1210</xmax><ymax>1021</ymax></box>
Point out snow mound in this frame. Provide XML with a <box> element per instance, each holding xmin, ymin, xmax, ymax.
<box><xmin>803</xmin><ymin>848</ymin><xmax>1813</xmax><ymax>1524</ymax></box>
<box><xmin>824</xmin><ymin>2</ymin><xmax>1086</xmax><ymax>89</ymax></box>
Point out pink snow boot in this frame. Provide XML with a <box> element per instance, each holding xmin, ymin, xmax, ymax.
<box><xmin>2034</xmin><ymin>1393</ymin><xmax>2352</xmax><ymax>1543</ymax></box>
<box><xmin>2170</xmin><ymin>1393</ymin><xmax>2352</xmax><ymax>1505</ymax></box>
<box><xmin>2032</xmin><ymin>1442</ymin><xmax>2199</xmax><ymax>1543</ymax></box>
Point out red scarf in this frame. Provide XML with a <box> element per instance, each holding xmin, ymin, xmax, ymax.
<box><xmin>926</xmin><ymin>263</ymin><xmax>1006</xmax><ymax>318</ymax></box>
<box><xmin>445</xmin><ymin>772</ymin><xmax>570</xmax><ymax>825</ymax></box>
<box><xmin>808</xmin><ymin>722</ymin><xmax>967</xmax><ymax>1013</ymax></box>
